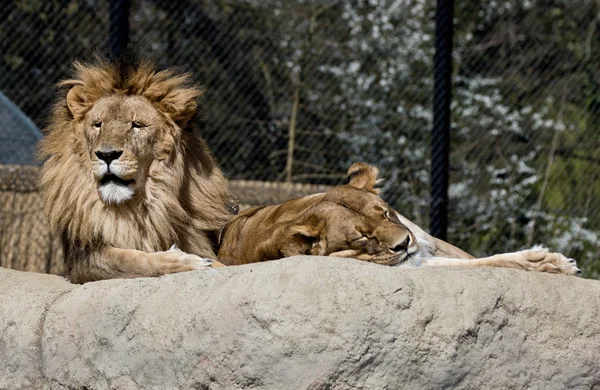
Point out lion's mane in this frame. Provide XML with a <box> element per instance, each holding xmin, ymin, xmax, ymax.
<box><xmin>38</xmin><ymin>57</ymin><xmax>233</xmax><ymax>276</ymax></box>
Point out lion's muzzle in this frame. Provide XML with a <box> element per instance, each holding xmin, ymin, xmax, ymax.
<box><xmin>94</xmin><ymin>148</ymin><xmax>138</xmax><ymax>204</ymax></box>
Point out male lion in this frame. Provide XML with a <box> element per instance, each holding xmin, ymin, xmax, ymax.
<box><xmin>218</xmin><ymin>163</ymin><xmax>581</xmax><ymax>276</ymax></box>
<box><xmin>39</xmin><ymin>57</ymin><xmax>232</xmax><ymax>283</ymax></box>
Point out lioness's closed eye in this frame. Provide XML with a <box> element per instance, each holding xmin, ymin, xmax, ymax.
<box><xmin>218</xmin><ymin>162</ymin><xmax>581</xmax><ymax>276</ymax></box>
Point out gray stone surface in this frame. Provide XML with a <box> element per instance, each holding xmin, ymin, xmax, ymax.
<box><xmin>0</xmin><ymin>268</ymin><xmax>74</xmax><ymax>389</ymax></box>
<box><xmin>1</xmin><ymin>256</ymin><xmax>599</xmax><ymax>389</ymax></box>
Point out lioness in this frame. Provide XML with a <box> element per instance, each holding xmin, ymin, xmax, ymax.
<box><xmin>39</xmin><ymin>57</ymin><xmax>232</xmax><ymax>283</ymax></box>
<box><xmin>218</xmin><ymin>163</ymin><xmax>581</xmax><ymax>276</ymax></box>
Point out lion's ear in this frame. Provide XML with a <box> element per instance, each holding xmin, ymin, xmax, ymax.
<box><xmin>159</xmin><ymin>87</ymin><xmax>203</xmax><ymax>127</ymax></box>
<box><xmin>66</xmin><ymin>85</ymin><xmax>92</xmax><ymax>119</ymax></box>
<box><xmin>347</xmin><ymin>162</ymin><xmax>381</xmax><ymax>194</ymax></box>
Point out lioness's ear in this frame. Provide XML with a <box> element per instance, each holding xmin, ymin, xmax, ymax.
<box><xmin>289</xmin><ymin>223</ymin><xmax>326</xmax><ymax>256</ymax></box>
<box><xmin>347</xmin><ymin>162</ymin><xmax>381</xmax><ymax>194</ymax></box>
<box><xmin>66</xmin><ymin>85</ymin><xmax>92</xmax><ymax>119</ymax></box>
<box><xmin>290</xmin><ymin>224</ymin><xmax>320</xmax><ymax>239</ymax></box>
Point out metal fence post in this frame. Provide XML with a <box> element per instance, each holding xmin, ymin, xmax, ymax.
<box><xmin>430</xmin><ymin>0</ymin><xmax>454</xmax><ymax>241</ymax></box>
<box><xmin>109</xmin><ymin>0</ymin><xmax>130</xmax><ymax>57</ymax></box>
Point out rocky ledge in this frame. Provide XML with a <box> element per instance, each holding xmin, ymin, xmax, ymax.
<box><xmin>1</xmin><ymin>256</ymin><xmax>599</xmax><ymax>389</ymax></box>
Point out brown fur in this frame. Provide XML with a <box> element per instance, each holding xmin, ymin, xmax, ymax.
<box><xmin>219</xmin><ymin>163</ymin><xmax>581</xmax><ymax>276</ymax></box>
<box><xmin>38</xmin><ymin>57</ymin><xmax>232</xmax><ymax>283</ymax></box>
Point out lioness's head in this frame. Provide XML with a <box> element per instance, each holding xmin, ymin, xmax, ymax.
<box><xmin>219</xmin><ymin>162</ymin><xmax>419</xmax><ymax>266</ymax></box>
<box><xmin>60</xmin><ymin>59</ymin><xmax>202</xmax><ymax>204</ymax></box>
<box><xmin>291</xmin><ymin>163</ymin><xmax>418</xmax><ymax>265</ymax></box>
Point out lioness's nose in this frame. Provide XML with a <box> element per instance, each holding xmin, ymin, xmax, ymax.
<box><xmin>95</xmin><ymin>150</ymin><xmax>122</xmax><ymax>164</ymax></box>
<box><xmin>391</xmin><ymin>235</ymin><xmax>411</xmax><ymax>253</ymax></box>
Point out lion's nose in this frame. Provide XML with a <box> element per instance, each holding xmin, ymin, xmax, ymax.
<box><xmin>95</xmin><ymin>150</ymin><xmax>122</xmax><ymax>165</ymax></box>
<box><xmin>391</xmin><ymin>236</ymin><xmax>411</xmax><ymax>253</ymax></box>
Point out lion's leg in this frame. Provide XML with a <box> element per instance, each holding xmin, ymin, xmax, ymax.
<box><xmin>69</xmin><ymin>246</ymin><xmax>222</xmax><ymax>283</ymax></box>
<box><xmin>421</xmin><ymin>247</ymin><xmax>581</xmax><ymax>276</ymax></box>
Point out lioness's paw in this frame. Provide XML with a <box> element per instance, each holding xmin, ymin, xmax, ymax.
<box><xmin>520</xmin><ymin>248</ymin><xmax>581</xmax><ymax>276</ymax></box>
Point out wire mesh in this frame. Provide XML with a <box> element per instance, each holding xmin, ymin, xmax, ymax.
<box><xmin>0</xmin><ymin>0</ymin><xmax>599</xmax><ymax>278</ymax></box>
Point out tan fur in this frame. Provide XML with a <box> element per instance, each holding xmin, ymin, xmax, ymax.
<box><xmin>38</xmin><ymin>57</ymin><xmax>232</xmax><ymax>283</ymax></box>
<box><xmin>219</xmin><ymin>162</ymin><xmax>581</xmax><ymax>276</ymax></box>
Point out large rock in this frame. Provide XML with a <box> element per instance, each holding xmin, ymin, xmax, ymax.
<box><xmin>1</xmin><ymin>256</ymin><xmax>599</xmax><ymax>389</ymax></box>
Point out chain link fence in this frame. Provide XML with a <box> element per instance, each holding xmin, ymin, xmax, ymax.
<box><xmin>1</xmin><ymin>0</ymin><xmax>599</xmax><ymax>278</ymax></box>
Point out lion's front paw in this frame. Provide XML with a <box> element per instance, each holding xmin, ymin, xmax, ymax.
<box><xmin>520</xmin><ymin>247</ymin><xmax>582</xmax><ymax>276</ymax></box>
<box><xmin>180</xmin><ymin>253</ymin><xmax>215</xmax><ymax>269</ymax></box>
<box><xmin>165</xmin><ymin>245</ymin><xmax>215</xmax><ymax>270</ymax></box>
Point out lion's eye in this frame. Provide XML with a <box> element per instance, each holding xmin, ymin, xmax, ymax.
<box><xmin>132</xmin><ymin>121</ymin><xmax>145</xmax><ymax>129</ymax></box>
<box><xmin>93</xmin><ymin>121</ymin><xmax>102</xmax><ymax>129</ymax></box>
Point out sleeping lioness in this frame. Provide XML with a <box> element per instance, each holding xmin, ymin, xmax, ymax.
<box><xmin>218</xmin><ymin>163</ymin><xmax>581</xmax><ymax>276</ymax></box>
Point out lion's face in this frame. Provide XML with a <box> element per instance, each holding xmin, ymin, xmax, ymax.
<box><xmin>82</xmin><ymin>95</ymin><xmax>169</xmax><ymax>204</ymax></box>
